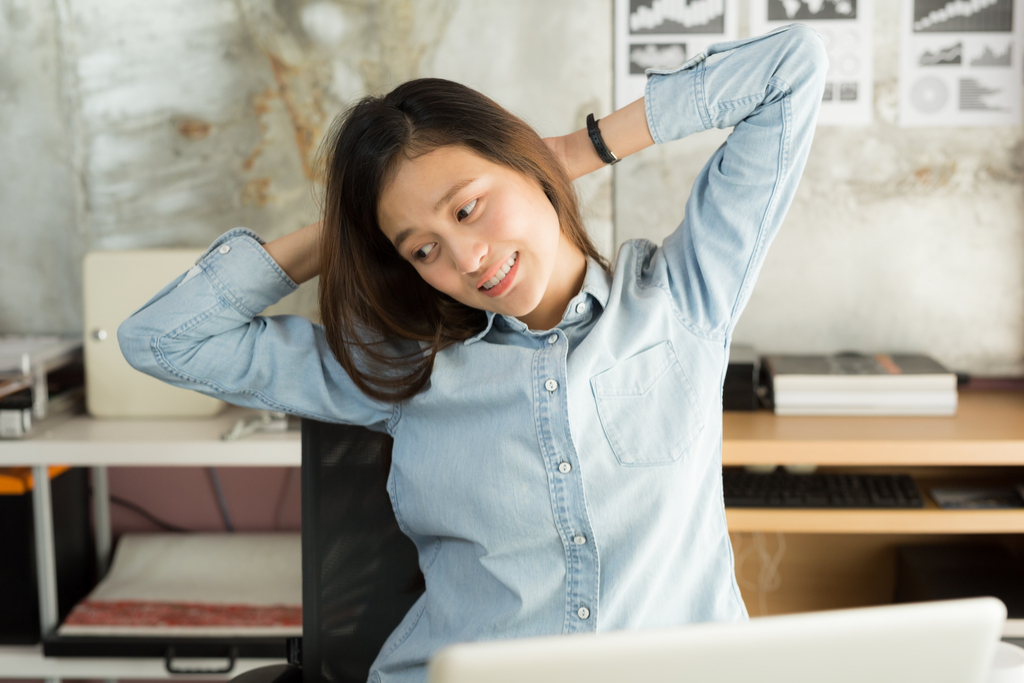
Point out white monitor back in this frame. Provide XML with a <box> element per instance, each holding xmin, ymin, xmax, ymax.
<box><xmin>83</xmin><ymin>250</ymin><xmax>225</xmax><ymax>418</ymax></box>
<box><xmin>428</xmin><ymin>598</ymin><xmax>1006</xmax><ymax>683</ymax></box>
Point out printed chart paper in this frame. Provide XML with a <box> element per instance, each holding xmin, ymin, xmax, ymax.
<box><xmin>899</xmin><ymin>0</ymin><xmax>1023</xmax><ymax>127</ymax></box>
<box><xmin>751</xmin><ymin>0</ymin><xmax>875</xmax><ymax>126</ymax></box>
<box><xmin>615</xmin><ymin>0</ymin><xmax>739</xmax><ymax>109</ymax></box>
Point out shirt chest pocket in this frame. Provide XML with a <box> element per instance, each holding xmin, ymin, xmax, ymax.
<box><xmin>590</xmin><ymin>341</ymin><xmax>704</xmax><ymax>467</ymax></box>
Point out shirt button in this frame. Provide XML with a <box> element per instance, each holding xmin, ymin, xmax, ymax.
<box><xmin>575</xmin><ymin>302</ymin><xmax>586</xmax><ymax>314</ymax></box>
<box><xmin>218</xmin><ymin>245</ymin><xmax>231</xmax><ymax>254</ymax></box>
<box><xmin>577</xmin><ymin>606</ymin><xmax>590</xmax><ymax>620</ymax></box>
<box><xmin>558</xmin><ymin>462</ymin><xmax>572</xmax><ymax>474</ymax></box>
<box><xmin>573</xmin><ymin>535</ymin><xmax>586</xmax><ymax>545</ymax></box>
<box><xmin>547</xmin><ymin>334</ymin><xmax>558</xmax><ymax>345</ymax></box>
<box><xmin>544</xmin><ymin>378</ymin><xmax>558</xmax><ymax>393</ymax></box>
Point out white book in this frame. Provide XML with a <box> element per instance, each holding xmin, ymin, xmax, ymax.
<box><xmin>774</xmin><ymin>390</ymin><xmax>958</xmax><ymax>410</ymax></box>
<box><xmin>767</xmin><ymin>353</ymin><xmax>957</xmax><ymax>393</ymax></box>
<box><xmin>774</xmin><ymin>402</ymin><xmax>958</xmax><ymax>417</ymax></box>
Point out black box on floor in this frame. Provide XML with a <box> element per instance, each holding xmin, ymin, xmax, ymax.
<box><xmin>0</xmin><ymin>467</ymin><xmax>95</xmax><ymax>644</ymax></box>
<box><xmin>894</xmin><ymin>542</ymin><xmax>1024</xmax><ymax>630</ymax></box>
<box><xmin>724</xmin><ymin>345</ymin><xmax>759</xmax><ymax>411</ymax></box>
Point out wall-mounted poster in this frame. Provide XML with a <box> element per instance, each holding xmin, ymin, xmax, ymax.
<box><xmin>899</xmin><ymin>0</ymin><xmax>1023</xmax><ymax>126</ymax></box>
<box><xmin>614</xmin><ymin>0</ymin><xmax>739</xmax><ymax>109</ymax></box>
<box><xmin>750</xmin><ymin>0</ymin><xmax>875</xmax><ymax>126</ymax></box>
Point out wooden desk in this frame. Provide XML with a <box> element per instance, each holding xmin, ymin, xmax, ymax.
<box><xmin>723</xmin><ymin>389</ymin><xmax>1024</xmax><ymax>466</ymax></box>
<box><xmin>721</xmin><ymin>389</ymin><xmax>1024</xmax><ymax>617</ymax></box>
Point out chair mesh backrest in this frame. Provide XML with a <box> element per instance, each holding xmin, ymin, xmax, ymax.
<box><xmin>301</xmin><ymin>420</ymin><xmax>424</xmax><ymax>683</ymax></box>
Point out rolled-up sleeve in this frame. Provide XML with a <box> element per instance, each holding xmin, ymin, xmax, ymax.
<box><xmin>639</xmin><ymin>24</ymin><xmax>828</xmax><ymax>337</ymax></box>
<box><xmin>117</xmin><ymin>227</ymin><xmax>396</xmax><ymax>429</ymax></box>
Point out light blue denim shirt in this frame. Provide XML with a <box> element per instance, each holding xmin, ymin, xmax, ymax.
<box><xmin>118</xmin><ymin>25</ymin><xmax>826</xmax><ymax>683</ymax></box>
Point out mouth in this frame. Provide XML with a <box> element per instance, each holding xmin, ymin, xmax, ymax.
<box><xmin>477</xmin><ymin>252</ymin><xmax>518</xmax><ymax>298</ymax></box>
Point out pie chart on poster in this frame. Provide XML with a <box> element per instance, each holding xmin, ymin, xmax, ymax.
<box><xmin>911</xmin><ymin>77</ymin><xmax>948</xmax><ymax>113</ymax></box>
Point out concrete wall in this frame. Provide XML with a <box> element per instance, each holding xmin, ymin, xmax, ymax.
<box><xmin>1</xmin><ymin>0</ymin><xmax>1021</xmax><ymax>376</ymax></box>
<box><xmin>4</xmin><ymin>0</ymin><xmax>1019</xmax><ymax>376</ymax></box>
<box><xmin>615</xmin><ymin>1</ymin><xmax>1024</xmax><ymax>376</ymax></box>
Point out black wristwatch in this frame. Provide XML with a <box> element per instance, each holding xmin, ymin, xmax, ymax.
<box><xmin>586</xmin><ymin>113</ymin><xmax>619</xmax><ymax>165</ymax></box>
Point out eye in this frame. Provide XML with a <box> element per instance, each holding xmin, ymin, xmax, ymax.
<box><xmin>456</xmin><ymin>198</ymin><xmax>477</xmax><ymax>221</ymax></box>
<box><xmin>414</xmin><ymin>243</ymin><xmax>436</xmax><ymax>260</ymax></box>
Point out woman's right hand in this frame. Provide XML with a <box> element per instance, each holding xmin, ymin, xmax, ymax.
<box><xmin>263</xmin><ymin>220</ymin><xmax>323</xmax><ymax>285</ymax></box>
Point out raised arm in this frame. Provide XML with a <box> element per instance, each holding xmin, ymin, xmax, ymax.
<box><xmin>117</xmin><ymin>226</ymin><xmax>397</xmax><ymax>429</ymax></box>
<box><xmin>552</xmin><ymin>24</ymin><xmax>828</xmax><ymax>337</ymax></box>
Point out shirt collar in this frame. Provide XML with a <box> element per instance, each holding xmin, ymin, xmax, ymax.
<box><xmin>463</xmin><ymin>256</ymin><xmax>610</xmax><ymax>346</ymax></box>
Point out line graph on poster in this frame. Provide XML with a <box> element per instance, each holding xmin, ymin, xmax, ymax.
<box><xmin>629</xmin><ymin>0</ymin><xmax>726</xmax><ymax>34</ymax></box>
<box><xmin>914</xmin><ymin>0</ymin><xmax>1013</xmax><ymax>33</ymax></box>
<box><xmin>919</xmin><ymin>42</ymin><xmax>962</xmax><ymax>65</ymax></box>
<box><xmin>971</xmin><ymin>43</ymin><xmax>1012</xmax><ymax>66</ymax></box>
<box><xmin>959</xmin><ymin>77</ymin><xmax>1008</xmax><ymax>110</ymax></box>
<box><xmin>768</xmin><ymin>0</ymin><xmax>856</xmax><ymax>21</ymax></box>
<box><xmin>628</xmin><ymin>43</ymin><xmax>688</xmax><ymax>73</ymax></box>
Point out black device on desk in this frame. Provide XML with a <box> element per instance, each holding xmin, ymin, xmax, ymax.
<box><xmin>722</xmin><ymin>468</ymin><xmax>925</xmax><ymax>508</ymax></box>
<box><xmin>724</xmin><ymin>344</ymin><xmax>760</xmax><ymax>411</ymax></box>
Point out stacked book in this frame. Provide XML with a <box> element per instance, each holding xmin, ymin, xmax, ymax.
<box><xmin>764</xmin><ymin>353</ymin><xmax>958</xmax><ymax>416</ymax></box>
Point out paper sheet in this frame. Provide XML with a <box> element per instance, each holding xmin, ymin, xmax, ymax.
<box><xmin>899</xmin><ymin>0</ymin><xmax>1024</xmax><ymax>126</ymax></box>
<box><xmin>751</xmin><ymin>0</ymin><xmax>875</xmax><ymax>126</ymax></box>
<box><xmin>59</xmin><ymin>533</ymin><xmax>302</xmax><ymax>637</ymax></box>
<box><xmin>615</xmin><ymin>0</ymin><xmax>740</xmax><ymax>109</ymax></box>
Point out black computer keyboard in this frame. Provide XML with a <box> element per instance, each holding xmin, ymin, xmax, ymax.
<box><xmin>723</xmin><ymin>468</ymin><xmax>925</xmax><ymax>508</ymax></box>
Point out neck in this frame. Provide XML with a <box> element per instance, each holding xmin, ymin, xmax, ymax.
<box><xmin>519</xmin><ymin>233</ymin><xmax>587</xmax><ymax>330</ymax></box>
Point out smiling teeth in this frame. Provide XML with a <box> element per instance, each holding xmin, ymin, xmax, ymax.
<box><xmin>482</xmin><ymin>253</ymin><xmax>517</xmax><ymax>290</ymax></box>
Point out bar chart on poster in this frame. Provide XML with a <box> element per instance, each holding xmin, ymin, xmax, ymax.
<box><xmin>899</xmin><ymin>0</ymin><xmax>1023</xmax><ymax>126</ymax></box>
<box><xmin>751</xmin><ymin>0</ymin><xmax>875</xmax><ymax>126</ymax></box>
<box><xmin>614</xmin><ymin>0</ymin><xmax>739</xmax><ymax>108</ymax></box>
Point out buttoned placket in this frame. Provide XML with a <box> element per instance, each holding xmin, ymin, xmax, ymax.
<box><xmin>530</xmin><ymin>326</ymin><xmax>599</xmax><ymax>633</ymax></box>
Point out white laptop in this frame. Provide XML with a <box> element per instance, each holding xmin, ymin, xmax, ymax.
<box><xmin>428</xmin><ymin>598</ymin><xmax>1006</xmax><ymax>683</ymax></box>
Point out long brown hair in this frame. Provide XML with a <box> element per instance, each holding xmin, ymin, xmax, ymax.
<box><xmin>317</xmin><ymin>78</ymin><xmax>609</xmax><ymax>403</ymax></box>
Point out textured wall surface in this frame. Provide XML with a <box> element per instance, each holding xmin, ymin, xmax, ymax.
<box><xmin>615</xmin><ymin>1</ymin><xmax>1024</xmax><ymax>375</ymax></box>
<box><xmin>0</xmin><ymin>0</ymin><xmax>82</xmax><ymax>332</ymax></box>
<box><xmin>0</xmin><ymin>0</ymin><xmax>611</xmax><ymax>331</ymax></box>
<box><xmin>1</xmin><ymin>0</ymin><xmax>1021</xmax><ymax>376</ymax></box>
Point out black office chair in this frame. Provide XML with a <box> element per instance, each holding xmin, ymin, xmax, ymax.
<box><xmin>235</xmin><ymin>419</ymin><xmax>424</xmax><ymax>683</ymax></box>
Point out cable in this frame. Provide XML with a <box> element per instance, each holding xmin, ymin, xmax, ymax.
<box><xmin>207</xmin><ymin>467</ymin><xmax>235</xmax><ymax>532</ymax></box>
<box><xmin>732</xmin><ymin>531</ymin><xmax>786</xmax><ymax>616</ymax></box>
<box><xmin>108</xmin><ymin>494</ymin><xmax>189</xmax><ymax>533</ymax></box>
<box><xmin>273</xmin><ymin>467</ymin><xmax>299</xmax><ymax>530</ymax></box>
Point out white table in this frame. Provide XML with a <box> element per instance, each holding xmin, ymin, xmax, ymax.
<box><xmin>0</xmin><ymin>406</ymin><xmax>300</xmax><ymax>681</ymax></box>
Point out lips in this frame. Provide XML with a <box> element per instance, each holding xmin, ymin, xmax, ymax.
<box><xmin>478</xmin><ymin>252</ymin><xmax>519</xmax><ymax>298</ymax></box>
<box><xmin>476</xmin><ymin>252</ymin><xmax>518</xmax><ymax>290</ymax></box>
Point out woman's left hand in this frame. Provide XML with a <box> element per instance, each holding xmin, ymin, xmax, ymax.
<box><xmin>543</xmin><ymin>98</ymin><xmax>656</xmax><ymax>182</ymax></box>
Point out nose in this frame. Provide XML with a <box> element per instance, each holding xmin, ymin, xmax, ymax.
<box><xmin>449</xmin><ymin>235</ymin><xmax>488</xmax><ymax>276</ymax></box>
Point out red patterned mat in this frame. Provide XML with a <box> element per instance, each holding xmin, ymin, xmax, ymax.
<box><xmin>63</xmin><ymin>600</ymin><xmax>302</xmax><ymax>628</ymax></box>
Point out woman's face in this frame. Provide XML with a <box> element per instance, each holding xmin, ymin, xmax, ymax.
<box><xmin>378</xmin><ymin>145</ymin><xmax>576</xmax><ymax>325</ymax></box>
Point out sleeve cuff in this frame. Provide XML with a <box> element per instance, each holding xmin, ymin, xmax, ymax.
<box><xmin>644</xmin><ymin>54</ymin><xmax>711</xmax><ymax>145</ymax></box>
<box><xmin>196</xmin><ymin>228</ymin><xmax>299</xmax><ymax>317</ymax></box>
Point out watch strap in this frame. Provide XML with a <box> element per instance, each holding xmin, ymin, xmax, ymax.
<box><xmin>586</xmin><ymin>113</ymin><xmax>619</xmax><ymax>165</ymax></box>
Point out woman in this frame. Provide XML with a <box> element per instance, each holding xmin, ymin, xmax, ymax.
<box><xmin>119</xmin><ymin>24</ymin><xmax>826</xmax><ymax>682</ymax></box>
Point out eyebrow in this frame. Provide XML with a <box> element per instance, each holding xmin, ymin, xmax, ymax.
<box><xmin>392</xmin><ymin>178</ymin><xmax>476</xmax><ymax>253</ymax></box>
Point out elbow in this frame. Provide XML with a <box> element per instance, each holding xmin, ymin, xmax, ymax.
<box><xmin>117</xmin><ymin>317</ymin><xmax>158</xmax><ymax>376</ymax></box>
<box><xmin>784</xmin><ymin>24</ymin><xmax>830</xmax><ymax>88</ymax></box>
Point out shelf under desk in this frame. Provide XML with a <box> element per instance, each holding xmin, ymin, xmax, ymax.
<box><xmin>722</xmin><ymin>389</ymin><xmax>1024</xmax><ymax>466</ymax></box>
<box><xmin>0</xmin><ymin>405</ymin><xmax>300</xmax><ymax>467</ymax></box>
<box><xmin>726</xmin><ymin>506</ymin><xmax>1024</xmax><ymax>534</ymax></box>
